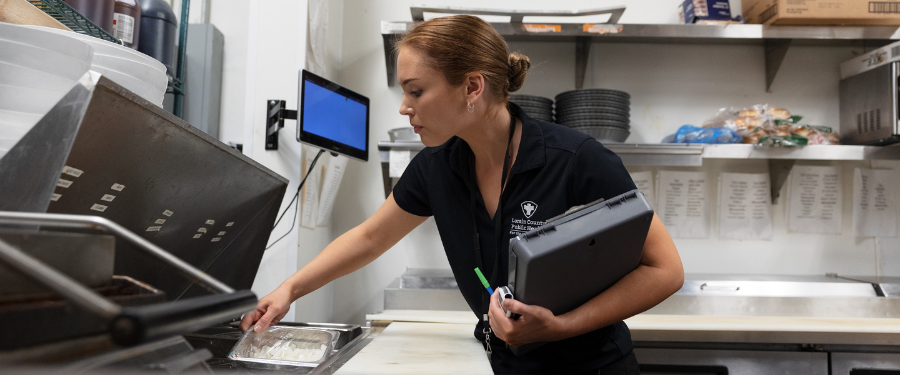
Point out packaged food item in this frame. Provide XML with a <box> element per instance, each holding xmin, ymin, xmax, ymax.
<box><xmin>674</xmin><ymin>125</ymin><xmax>743</xmax><ymax>144</ymax></box>
<box><xmin>229</xmin><ymin>326</ymin><xmax>338</xmax><ymax>370</ymax></box>
<box><xmin>698</xmin><ymin>104</ymin><xmax>840</xmax><ymax>146</ymax></box>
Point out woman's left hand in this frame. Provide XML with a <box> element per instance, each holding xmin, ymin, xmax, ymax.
<box><xmin>487</xmin><ymin>289</ymin><xmax>566</xmax><ymax>347</ymax></box>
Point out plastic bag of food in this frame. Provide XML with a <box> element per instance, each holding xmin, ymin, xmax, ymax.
<box><xmin>792</xmin><ymin>125</ymin><xmax>840</xmax><ymax>145</ymax></box>
<box><xmin>673</xmin><ymin>125</ymin><xmax>742</xmax><ymax>144</ymax></box>
<box><xmin>757</xmin><ymin>135</ymin><xmax>808</xmax><ymax>147</ymax></box>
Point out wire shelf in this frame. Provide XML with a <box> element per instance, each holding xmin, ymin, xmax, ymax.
<box><xmin>28</xmin><ymin>0</ymin><xmax>122</xmax><ymax>45</ymax></box>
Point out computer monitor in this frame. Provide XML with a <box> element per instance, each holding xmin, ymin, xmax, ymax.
<box><xmin>297</xmin><ymin>69</ymin><xmax>370</xmax><ymax>162</ymax></box>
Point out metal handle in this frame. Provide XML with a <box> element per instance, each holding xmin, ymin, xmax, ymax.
<box><xmin>0</xmin><ymin>211</ymin><xmax>233</xmax><ymax>294</ymax></box>
<box><xmin>699</xmin><ymin>283</ymin><xmax>741</xmax><ymax>292</ymax></box>
<box><xmin>111</xmin><ymin>290</ymin><xmax>258</xmax><ymax>346</ymax></box>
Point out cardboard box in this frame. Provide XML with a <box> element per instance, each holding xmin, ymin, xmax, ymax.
<box><xmin>679</xmin><ymin>0</ymin><xmax>743</xmax><ymax>24</ymax></box>
<box><xmin>743</xmin><ymin>0</ymin><xmax>900</xmax><ymax>26</ymax></box>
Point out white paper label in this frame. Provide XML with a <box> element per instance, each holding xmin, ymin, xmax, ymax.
<box><xmin>389</xmin><ymin>150</ymin><xmax>411</xmax><ymax>178</ymax></box>
<box><xmin>163</xmin><ymin>210</ymin><xmax>174</xmax><ymax>217</ymax></box>
<box><xmin>226</xmin><ymin>222</ymin><xmax>234</xmax><ymax>227</ymax></box>
<box><xmin>146</xmin><ymin>226</ymin><xmax>161</xmax><ymax>232</ymax></box>
<box><xmin>853</xmin><ymin>168</ymin><xmax>897</xmax><ymax>238</ymax></box>
<box><xmin>629</xmin><ymin>171</ymin><xmax>655</xmax><ymax>209</ymax></box>
<box><xmin>154</xmin><ymin>219</ymin><xmax>166</xmax><ymax>224</ymax></box>
<box><xmin>718</xmin><ymin>173</ymin><xmax>773</xmax><ymax>240</ymax></box>
<box><xmin>381</xmin><ymin>21</ymin><xmax>407</xmax><ymax>33</ymax></box>
<box><xmin>205</xmin><ymin>219</ymin><xmax>215</xmax><ymax>225</ymax></box>
<box><xmin>113</xmin><ymin>13</ymin><xmax>135</xmax><ymax>44</ymax></box>
<box><xmin>656</xmin><ymin>171</ymin><xmax>709</xmax><ymax>238</ymax></box>
<box><xmin>111</xmin><ymin>183</ymin><xmax>125</xmax><ymax>191</ymax></box>
<box><xmin>218</xmin><ymin>231</ymin><xmax>226</xmax><ymax>236</ymax></box>
<box><xmin>57</xmin><ymin>179</ymin><xmax>73</xmax><ymax>188</ymax></box>
<box><xmin>193</xmin><ymin>234</ymin><xmax>202</xmax><ymax>239</ymax></box>
<box><xmin>62</xmin><ymin>166</ymin><xmax>83</xmax><ymax>177</ymax></box>
<box><xmin>90</xmin><ymin>204</ymin><xmax>107</xmax><ymax>212</ymax></box>
<box><xmin>197</xmin><ymin>228</ymin><xmax>207</xmax><ymax>233</ymax></box>
<box><xmin>101</xmin><ymin>194</ymin><xmax>115</xmax><ymax>202</ymax></box>
<box><xmin>788</xmin><ymin>165</ymin><xmax>842</xmax><ymax>234</ymax></box>
<box><xmin>317</xmin><ymin>155</ymin><xmax>348</xmax><ymax>226</ymax></box>
<box><xmin>211</xmin><ymin>237</ymin><xmax>221</xmax><ymax>242</ymax></box>
<box><xmin>51</xmin><ymin>194</ymin><xmax>61</xmax><ymax>201</ymax></box>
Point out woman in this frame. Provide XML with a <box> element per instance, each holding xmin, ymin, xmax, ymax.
<box><xmin>240</xmin><ymin>15</ymin><xmax>683</xmax><ymax>374</ymax></box>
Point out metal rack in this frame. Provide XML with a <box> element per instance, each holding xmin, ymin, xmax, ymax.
<box><xmin>30</xmin><ymin>0</ymin><xmax>191</xmax><ymax>118</ymax></box>
<box><xmin>382</xmin><ymin>7</ymin><xmax>900</xmax><ymax>91</ymax></box>
<box><xmin>27</xmin><ymin>0</ymin><xmax>121</xmax><ymax>44</ymax></box>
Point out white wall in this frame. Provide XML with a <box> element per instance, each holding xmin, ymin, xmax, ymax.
<box><xmin>325</xmin><ymin>0</ymin><xmax>900</xmax><ymax>326</ymax></box>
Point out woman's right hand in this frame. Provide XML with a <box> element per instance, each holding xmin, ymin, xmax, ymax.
<box><xmin>239</xmin><ymin>286</ymin><xmax>294</xmax><ymax>333</ymax></box>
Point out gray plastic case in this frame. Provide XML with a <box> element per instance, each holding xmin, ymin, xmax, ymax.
<box><xmin>506</xmin><ymin>189</ymin><xmax>653</xmax><ymax>354</ymax></box>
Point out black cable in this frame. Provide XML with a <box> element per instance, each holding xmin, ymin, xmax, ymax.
<box><xmin>266</xmin><ymin>149</ymin><xmax>326</xmax><ymax>250</ymax></box>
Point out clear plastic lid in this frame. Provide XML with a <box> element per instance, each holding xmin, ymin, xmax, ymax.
<box><xmin>229</xmin><ymin>326</ymin><xmax>337</xmax><ymax>367</ymax></box>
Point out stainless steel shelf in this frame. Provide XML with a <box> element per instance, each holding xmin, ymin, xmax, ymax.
<box><xmin>379</xmin><ymin>141</ymin><xmax>900</xmax><ymax>202</ymax></box>
<box><xmin>381</xmin><ymin>21</ymin><xmax>900</xmax><ymax>90</ymax></box>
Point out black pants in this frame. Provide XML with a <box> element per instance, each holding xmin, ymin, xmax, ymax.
<box><xmin>592</xmin><ymin>352</ymin><xmax>641</xmax><ymax>375</ymax></box>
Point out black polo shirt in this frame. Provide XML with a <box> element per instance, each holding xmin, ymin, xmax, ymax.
<box><xmin>392</xmin><ymin>103</ymin><xmax>637</xmax><ymax>374</ymax></box>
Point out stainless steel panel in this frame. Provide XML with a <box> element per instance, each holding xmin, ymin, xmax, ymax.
<box><xmin>831</xmin><ymin>352</ymin><xmax>900</xmax><ymax>374</ymax></box>
<box><xmin>635</xmin><ymin>348</ymin><xmax>828</xmax><ymax>375</ymax></box>
<box><xmin>839</xmin><ymin>62</ymin><xmax>899</xmax><ymax>145</ymax></box>
<box><xmin>383</xmin><ymin>278</ymin><xmax>469</xmax><ymax>311</ymax></box>
<box><xmin>399</xmin><ymin>268</ymin><xmax>458</xmax><ymax>289</ymax></box>
<box><xmin>645</xmin><ymin>294</ymin><xmax>900</xmax><ymax>319</ymax></box>
<box><xmin>33</xmin><ymin>76</ymin><xmax>288</xmax><ymax>300</ymax></box>
<box><xmin>677</xmin><ymin>280</ymin><xmax>877</xmax><ymax>298</ymax></box>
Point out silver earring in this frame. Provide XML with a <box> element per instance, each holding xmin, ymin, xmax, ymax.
<box><xmin>467</xmin><ymin>102</ymin><xmax>474</xmax><ymax>113</ymax></box>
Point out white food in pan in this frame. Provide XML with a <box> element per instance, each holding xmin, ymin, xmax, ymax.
<box><xmin>251</xmin><ymin>343</ymin><xmax>328</xmax><ymax>362</ymax></box>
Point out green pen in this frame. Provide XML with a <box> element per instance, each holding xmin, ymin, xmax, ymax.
<box><xmin>474</xmin><ymin>267</ymin><xmax>494</xmax><ymax>295</ymax></box>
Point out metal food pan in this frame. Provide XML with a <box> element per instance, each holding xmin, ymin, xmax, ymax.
<box><xmin>228</xmin><ymin>326</ymin><xmax>339</xmax><ymax>371</ymax></box>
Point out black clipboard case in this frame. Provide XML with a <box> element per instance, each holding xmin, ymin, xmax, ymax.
<box><xmin>506</xmin><ymin>189</ymin><xmax>653</xmax><ymax>354</ymax></box>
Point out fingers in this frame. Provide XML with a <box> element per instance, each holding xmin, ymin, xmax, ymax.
<box><xmin>239</xmin><ymin>309</ymin><xmax>261</xmax><ymax>332</ymax></box>
<box><xmin>254</xmin><ymin>306</ymin><xmax>285</xmax><ymax>333</ymax></box>
<box><xmin>502</xmin><ymin>297</ymin><xmax>529</xmax><ymax>316</ymax></box>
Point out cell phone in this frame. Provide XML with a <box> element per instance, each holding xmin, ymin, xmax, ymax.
<box><xmin>497</xmin><ymin>286</ymin><xmax>521</xmax><ymax>320</ymax></box>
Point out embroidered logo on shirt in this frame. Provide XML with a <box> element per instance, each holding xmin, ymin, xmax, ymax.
<box><xmin>521</xmin><ymin>201</ymin><xmax>538</xmax><ymax>219</ymax></box>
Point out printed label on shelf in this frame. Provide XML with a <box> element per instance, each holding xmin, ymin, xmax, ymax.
<box><xmin>62</xmin><ymin>166</ymin><xmax>84</xmax><ymax>177</ymax></box>
<box><xmin>154</xmin><ymin>219</ymin><xmax>166</xmax><ymax>224</ymax></box>
<box><xmin>226</xmin><ymin>222</ymin><xmax>234</xmax><ymax>227</ymax></box>
<box><xmin>205</xmin><ymin>220</ymin><xmax>215</xmax><ymax>225</ymax></box>
<box><xmin>101</xmin><ymin>194</ymin><xmax>115</xmax><ymax>202</ymax></box>
<box><xmin>57</xmin><ymin>179</ymin><xmax>73</xmax><ymax>188</ymax></box>
<box><xmin>197</xmin><ymin>228</ymin><xmax>207</xmax><ymax>233</ymax></box>
<box><xmin>146</xmin><ymin>226</ymin><xmax>162</xmax><ymax>232</ymax></box>
<box><xmin>51</xmin><ymin>194</ymin><xmax>61</xmax><ymax>201</ymax></box>
<box><xmin>111</xmin><ymin>183</ymin><xmax>125</xmax><ymax>191</ymax></box>
<box><xmin>113</xmin><ymin>13</ymin><xmax>135</xmax><ymax>44</ymax></box>
<box><xmin>218</xmin><ymin>231</ymin><xmax>226</xmax><ymax>236</ymax></box>
<box><xmin>163</xmin><ymin>210</ymin><xmax>174</xmax><ymax>216</ymax></box>
<box><xmin>90</xmin><ymin>204</ymin><xmax>107</xmax><ymax>212</ymax></box>
<box><xmin>522</xmin><ymin>24</ymin><xmax>561</xmax><ymax>33</ymax></box>
<box><xmin>193</xmin><ymin>234</ymin><xmax>202</xmax><ymax>239</ymax></box>
<box><xmin>211</xmin><ymin>237</ymin><xmax>221</xmax><ymax>242</ymax></box>
<box><xmin>583</xmin><ymin>24</ymin><xmax>623</xmax><ymax>34</ymax></box>
<box><xmin>381</xmin><ymin>21</ymin><xmax>407</xmax><ymax>33</ymax></box>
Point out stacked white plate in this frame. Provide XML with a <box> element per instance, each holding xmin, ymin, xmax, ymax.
<box><xmin>22</xmin><ymin>24</ymin><xmax>167</xmax><ymax>106</ymax></box>
<box><xmin>0</xmin><ymin>21</ymin><xmax>94</xmax><ymax>160</ymax></box>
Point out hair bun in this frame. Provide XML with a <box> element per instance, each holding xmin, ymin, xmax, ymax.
<box><xmin>507</xmin><ymin>52</ymin><xmax>531</xmax><ymax>93</ymax></box>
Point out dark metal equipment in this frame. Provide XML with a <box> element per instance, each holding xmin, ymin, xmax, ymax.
<box><xmin>0</xmin><ymin>72</ymin><xmax>289</xmax><ymax>371</ymax></box>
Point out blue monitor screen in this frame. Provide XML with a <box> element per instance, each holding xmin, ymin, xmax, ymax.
<box><xmin>302</xmin><ymin>80</ymin><xmax>367</xmax><ymax>151</ymax></box>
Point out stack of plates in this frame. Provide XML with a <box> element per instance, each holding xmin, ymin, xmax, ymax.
<box><xmin>555</xmin><ymin>89</ymin><xmax>631</xmax><ymax>143</ymax></box>
<box><xmin>0</xmin><ymin>22</ymin><xmax>94</xmax><ymax>160</ymax></box>
<box><xmin>23</xmin><ymin>25</ymin><xmax>167</xmax><ymax>107</ymax></box>
<box><xmin>510</xmin><ymin>95</ymin><xmax>554</xmax><ymax>122</ymax></box>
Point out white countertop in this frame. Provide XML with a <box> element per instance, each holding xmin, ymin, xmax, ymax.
<box><xmin>367</xmin><ymin>309</ymin><xmax>900</xmax><ymax>346</ymax></box>
<box><xmin>334</xmin><ymin>321</ymin><xmax>492</xmax><ymax>375</ymax></box>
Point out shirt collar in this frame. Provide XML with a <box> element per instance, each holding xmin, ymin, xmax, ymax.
<box><xmin>448</xmin><ymin>102</ymin><xmax>546</xmax><ymax>176</ymax></box>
